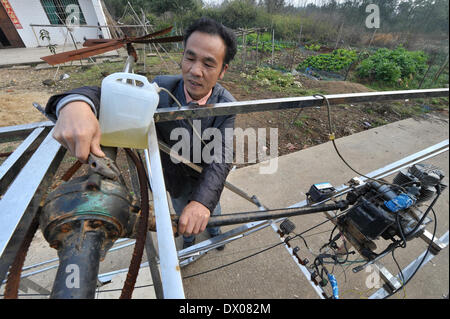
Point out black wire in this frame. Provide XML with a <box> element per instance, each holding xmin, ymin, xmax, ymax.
<box><xmin>383</xmin><ymin>207</ymin><xmax>438</xmax><ymax>299</ymax></box>
<box><xmin>405</xmin><ymin>185</ymin><xmax>441</xmax><ymax>240</ymax></box>
<box><xmin>396</xmin><ymin>212</ymin><xmax>408</xmax><ymax>249</ymax></box>
<box><xmin>182</xmin><ymin>240</ymin><xmax>285</xmax><ymax>280</ymax></box>
<box><xmin>293</xmin><ymin>232</ymin><xmax>312</xmax><ymax>251</ymax></box>
<box><xmin>391</xmin><ymin>248</ymin><xmax>405</xmax><ymax>288</ymax></box>
<box><xmin>313</xmin><ymin>94</ymin><xmax>408</xmax><ymax>193</ymax></box>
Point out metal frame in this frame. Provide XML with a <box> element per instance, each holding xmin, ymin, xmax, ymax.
<box><xmin>0</xmin><ymin>126</ymin><xmax>65</xmax><ymax>284</ymax></box>
<box><xmin>0</xmin><ymin>82</ymin><xmax>448</xmax><ymax>298</ymax></box>
<box><xmin>175</xmin><ymin>139</ymin><xmax>449</xmax><ymax>297</ymax></box>
<box><xmin>154</xmin><ymin>89</ymin><xmax>448</xmax><ymax>122</ymax></box>
<box><xmin>2</xmin><ymin>137</ymin><xmax>446</xmax><ymax>298</ymax></box>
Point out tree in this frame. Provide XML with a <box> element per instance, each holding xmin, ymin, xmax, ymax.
<box><xmin>220</xmin><ymin>0</ymin><xmax>259</xmax><ymax>28</ymax></box>
<box><xmin>148</xmin><ymin>0</ymin><xmax>201</xmax><ymax>15</ymax></box>
<box><xmin>263</xmin><ymin>0</ymin><xmax>285</xmax><ymax>13</ymax></box>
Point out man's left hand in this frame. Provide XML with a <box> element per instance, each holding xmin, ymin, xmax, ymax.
<box><xmin>178</xmin><ymin>201</ymin><xmax>210</xmax><ymax>236</ymax></box>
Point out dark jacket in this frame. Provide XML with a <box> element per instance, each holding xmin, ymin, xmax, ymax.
<box><xmin>45</xmin><ymin>75</ymin><xmax>236</xmax><ymax>213</ymax></box>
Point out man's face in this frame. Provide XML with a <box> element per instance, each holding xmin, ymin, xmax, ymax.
<box><xmin>181</xmin><ymin>31</ymin><xmax>228</xmax><ymax>101</ymax></box>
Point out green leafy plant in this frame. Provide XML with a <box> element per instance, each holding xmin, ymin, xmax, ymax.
<box><xmin>297</xmin><ymin>49</ymin><xmax>358</xmax><ymax>72</ymax></box>
<box><xmin>242</xmin><ymin>67</ymin><xmax>298</xmax><ymax>88</ymax></box>
<box><xmin>356</xmin><ymin>46</ymin><xmax>428</xmax><ymax>84</ymax></box>
<box><xmin>39</xmin><ymin>29</ymin><xmax>56</xmax><ymax>55</ymax></box>
<box><xmin>238</xmin><ymin>32</ymin><xmax>295</xmax><ymax>53</ymax></box>
<box><xmin>305</xmin><ymin>43</ymin><xmax>321</xmax><ymax>51</ymax></box>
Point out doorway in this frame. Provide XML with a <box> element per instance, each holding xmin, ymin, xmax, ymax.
<box><xmin>0</xmin><ymin>3</ymin><xmax>25</xmax><ymax>48</ymax></box>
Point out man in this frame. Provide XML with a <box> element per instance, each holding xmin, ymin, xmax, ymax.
<box><xmin>45</xmin><ymin>18</ymin><xmax>237</xmax><ymax>249</ymax></box>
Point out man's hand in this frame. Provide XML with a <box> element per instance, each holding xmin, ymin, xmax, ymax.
<box><xmin>53</xmin><ymin>101</ymin><xmax>105</xmax><ymax>163</ymax></box>
<box><xmin>178</xmin><ymin>201</ymin><xmax>210</xmax><ymax>236</ymax></box>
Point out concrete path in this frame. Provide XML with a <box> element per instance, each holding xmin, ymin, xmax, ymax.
<box><xmin>0</xmin><ymin>45</ymin><xmax>119</xmax><ymax>67</ymax></box>
<box><xmin>1</xmin><ymin>114</ymin><xmax>448</xmax><ymax>299</ymax></box>
<box><xmin>181</xmin><ymin>114</ymin><xmax>449</xmax><ymax>299</ymax></box>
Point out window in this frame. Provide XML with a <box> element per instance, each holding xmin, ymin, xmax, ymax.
<box><xmin>40</xmin><ymin>0</ymin><xmax>87</xmax><ymax>25</ymax></box>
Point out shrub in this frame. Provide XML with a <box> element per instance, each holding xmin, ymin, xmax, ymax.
<box><xmin>356</xmin><ymin>46</ymin><xmax>428</xmax><ymax>84</ymax></box>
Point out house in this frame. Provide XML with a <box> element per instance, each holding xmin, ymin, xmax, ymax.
<box><xmin>0</xmin><ymin>0</ymin><xmax>111</xmax><ymax>49</ymax></box>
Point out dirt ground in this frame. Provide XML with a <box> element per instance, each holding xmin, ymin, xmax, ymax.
<box><xmin>0</xmin><ymin>61</ymin><xmax>448</xmax><ymax>164</ymax></box>
<box><xmin>0</xmin><ymin>67</ymin><xmax>58</xmax><ymax>126</ymax></box>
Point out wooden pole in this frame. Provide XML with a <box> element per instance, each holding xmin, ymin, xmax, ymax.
<box><xmin>290</xmin><ymin>25</ymin><xmax>303</xmax><ymax>71</ymax></box>
<box><xmin>256</xmin><ymin>31</ymin><xmax>260</xmax><ymax>68</ymax></box>
<box><xmin>243</xmin><ymin>29</ymin><xmax>247</xmax><ymax>70</ymax></box>
<box><xmin>299</xmin><ymin>24</ymin><xmax>303</xmax><ymax>46</ymax></box>
<box><xmin>418</xmin><ymin>53</ymin><xmax>437</xmax><ymax>89</ymax></box>
<box><xmin>335</xmin><ymin>22</ymin><xmax>344</xmax><ymax>49</ymax></box>
<box><xmin>142</xmin><ymin>11</ymin><xmax>146</xmax><ymax>73</ymax></box>
<box><xmin>368</xmin><ymin>28</ymin><xmax>377</xmax><ymax>48</ymax></box>
<box><xmin>431</xmin><ymin>54</ymin><xmax>449</xmax><ymax>85</ymax></box>
<box><xmin>271</xmin><ymin>29</ymin><xmax>275</xmax><ymax>65</ymax></box>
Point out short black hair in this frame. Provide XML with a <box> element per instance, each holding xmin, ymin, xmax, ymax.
<box><xmin>184</xmin><ymin>17</ymin><xmax>237</xmax><ymax>65</ymax></box>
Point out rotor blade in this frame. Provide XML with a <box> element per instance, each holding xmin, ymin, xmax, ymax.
<box><xmin>83</xmin><ymin>26</ymin><xmax>175</xmax><ymax>47</ymax></box>
<box><xmin>83</xmin><ymin>38</ymin><xmax>116</xmax><ymax>47</ymax></box>
<box><xmin>41</xmin><ymin>41</ymin><xmax>124</xmax><ymax>65</ymax></box>
<box><xmin>134</xmin><ymin>26</ymin><xmax>174</xmax><ymax>41</ymax></box>
<box><xmin>133</xmin><ymin>35</ymin><xmax>184</xmax><ymax>44</ymax></box>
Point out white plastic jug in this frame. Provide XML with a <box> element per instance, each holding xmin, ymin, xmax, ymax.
<box><xmin>99</xmin><ymin>72</ymin><xmax>159</xmax><ymax>149</ymax></box>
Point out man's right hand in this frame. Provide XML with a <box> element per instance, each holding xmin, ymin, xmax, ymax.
<box><xmin>52</xmin><ymin>101</ymin><xmax>105</xmax><ymax>163</ymax></box>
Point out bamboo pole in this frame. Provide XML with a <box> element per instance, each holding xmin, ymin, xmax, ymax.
<box><xmin>271</xmin><ymin>29</ymin><xmax>275</xmax><ymax>65</ymax></box>
<box><xmin>256</xmin><ymin>31</ymin><xmax>260</xmax><ymax>68</ymax></box>
<box><xmin>431</xmin><ymin>54</ymin><xmax>449</xmax><ymax>85</ymax></box>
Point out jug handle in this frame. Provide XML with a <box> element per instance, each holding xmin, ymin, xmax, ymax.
<box><xmin>104</xmin><ymin>72</ymin><xmax>153</xmax><ymax>88</ymax></box>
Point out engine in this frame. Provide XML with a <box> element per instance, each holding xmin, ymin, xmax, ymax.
<box><xmin>337</xmin><ymin>164</ymin><xmax>446</xmax><ymax>254</ymax></box>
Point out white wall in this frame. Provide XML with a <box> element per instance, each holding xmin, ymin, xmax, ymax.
<box><xmin>8</xmin><ymin>0</ymin><xmax>110</xmax><ymax>48</ymax></box>
<box><xmin>91</xmin><ymin>0</ymin><xmax>111</xmax><ymax>39</ymax></box>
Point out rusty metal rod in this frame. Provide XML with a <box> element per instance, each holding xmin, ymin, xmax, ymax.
<box><xmin>172</xmin><ymin>201</ymin><xmax>348</xmax><ymax>228</ymax></box>
<box><xmin>4</xmin><ymin>216</ymin><xmax>39</xmax><ymax>299</ymax></box>
<box><xmin>120</xmin><ymin>149</ymin><xmax>149</xmax><ymax>299</ymax></box>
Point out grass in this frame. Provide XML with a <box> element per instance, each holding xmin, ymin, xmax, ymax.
<box><xmin>372</xmin><ymin>118</ymin><xmax>388</xmax><ymax>127</ymax></box>
<box><xmin>63</xmin><ymin>61</ymin><xmax>125</xmax><ymax>88</ymax></box>
<box><xmin>61</xmin><ymin>53</ymin><xmax>182</xmax><ymax>90</ymax></box>
<box><xmin>294</xmin><ymin>119</ymin><xmax>305</xmax><ymax>128</ymax></box>
<box><xmin>293</xmin><ymin>114</ymin><xmax>310</xmax><ymax>129</ymax></box>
